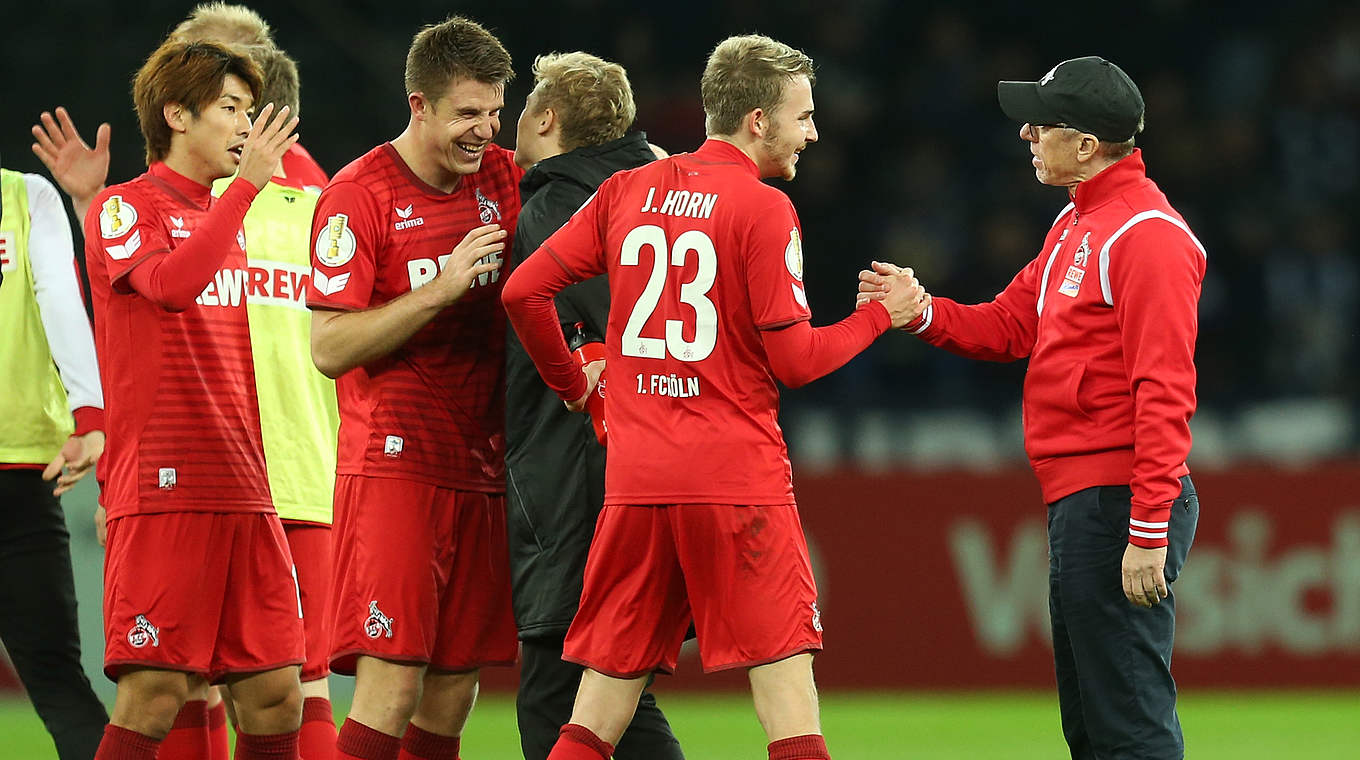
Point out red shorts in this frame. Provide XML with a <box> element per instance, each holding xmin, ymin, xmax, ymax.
<box><xmin>563</xmin><ymin>504</ymin><xmax>823</xmax><ymax>677</ymax></box>
<box><xmin>328</xmin><ymin>475</ymin><xmax>517</xmax><ymax>675</ymax></box>
<box><xmin>103</xmin><ymin>512</ymin><xmax>304</xmax><ymax>682</ymax></box>
<box><xmin>283</xmin><ymin>521</ymin><xmax>332</xmax><ymax>681</ymax></box>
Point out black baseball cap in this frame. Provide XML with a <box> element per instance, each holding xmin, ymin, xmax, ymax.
<box><xmin>997</xmin><ymin>56</ymin><xmax>1145</xmax><ymax>142</ymax></box>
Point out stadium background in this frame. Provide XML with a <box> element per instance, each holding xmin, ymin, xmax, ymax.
<box><xmin>2</xmin><ymin>0</ymin><xmax>1357</xmax><ymax>756</ymax></box>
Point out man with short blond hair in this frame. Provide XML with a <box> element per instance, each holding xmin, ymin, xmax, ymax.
<box><xmin>308</xmin><ymin>15</ymin><xmax>520</xmax><ymax>760</ymax></box>
<box><xmin>507</xmin><ymin>50</ymin><xmax>682</xmax><ymax>760</ymax></box>
<box><xmin>504</xmin><ymin>34</ymin><xmax>928</xmax><ymax>760</ymax></box>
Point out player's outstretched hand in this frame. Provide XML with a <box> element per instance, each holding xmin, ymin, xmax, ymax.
<box><xmin>859</xmin><ymin>261</ymin><xmax>931</xmax><ymax>328</ymax></box>
<box><xmin>237</xmin><ymin>103</ymin><xmax>300</xmax><ymax>190</ymax></box>
<box><xmin>31</xmin><ymin>107</ymin><xmax>111</xmax><ymax>211</ymax></box>
<box><xmin>431</xmin><ymin>223</ymin><xmax>507</xmax><ymax>305</ymax></box>
<box><xmin>1121</xmin><ymin>544</ymin><xmax>1169</xmax><ymax>608</ymax></box>
<box><xmin>566</xmin><ymin>359</ymin><xmax>605</xmax><ymax>413</ymax></box>
<box><xmin>42</xmin><ymin>430</ymin><xmax>105</xmax><ymax>497</ymax></box>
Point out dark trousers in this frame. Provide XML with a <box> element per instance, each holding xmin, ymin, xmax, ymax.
<box><xmin>0</xmin><ymin>470</ymin><xmax>108</xmax><ymax>760</ymax></box>
<box><xmin>1048</xmin><ymin>475</ymin><xmax>1198</xmax><ymax>760</ymax></box>
<box><xmin>518</xmin><ymin>636</ymin><xmax>684</xmax><ymax>760</ymax></box>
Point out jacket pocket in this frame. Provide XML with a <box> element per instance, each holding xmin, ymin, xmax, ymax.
<box><xmin>1064</xmin><ymin>362</ymin><xmax>1096</xmax><ymax>421</ymax></box>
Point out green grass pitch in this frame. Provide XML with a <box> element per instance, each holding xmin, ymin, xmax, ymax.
<box><xmin>2</xmin><ymin>690</ymin><xmax>1356</xmax><ymax>758</ymax></box>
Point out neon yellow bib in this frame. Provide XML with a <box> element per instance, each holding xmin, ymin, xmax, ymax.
<box><xmin>0</xmin><ymin>170</ymin><xmax>73</xmax><ymax>464</ymax></box>
<box><xmin>217</xmin><ymin>177</ymin><xmax>338</xmax><ymax>522</ymax></box>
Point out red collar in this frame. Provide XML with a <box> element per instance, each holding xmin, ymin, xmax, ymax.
<box><xmin>1071</xmin><ymin>148</ymin><xmax>1148</xmax><ymax>214</ymax></box>
<box><xmin>148</xmin><ymin>162</ymin><xmax>214</xmax><ymax>208</ymax></box>
<box><xmin>692</xmin><ymin>139</ymin><xmax>760</xmax><ymax>177</ymax></box>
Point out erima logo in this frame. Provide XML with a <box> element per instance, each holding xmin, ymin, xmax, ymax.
<box><xmin>312</xmin><ymin>268</ymin><xmax>351</xmax><ymax>297</ymax></box>
<box><xmin>127</xmin><ymin>615</ymin><xmax>160</xmax><ymax>648</ymax></box>
<box><xmin>394</xmin><ymin>203</ymin><xmax>424</xmax><ymax>231</ymax></box>
<box><xmin>169</xmin><ymin>215</ymin><xmax>190</xmax><ymax>239</ymax></box>
<box><xmin>364</xmin><ymin>601</ymin><xmax>395</xmax><ymax>639</ymax></box>
<box><xmin>105</xmin><ymin>229</ymin><xmax>143</xmax><ymax>261</ymax></box>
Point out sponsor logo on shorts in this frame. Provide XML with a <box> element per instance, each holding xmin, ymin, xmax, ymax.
<box><xmin>384</xmin><ymin>435</ymin><xmax>404</xmax><ymax>458</ymax></box>
<box><xmin>811</xmin><ymin>602</ymin><xmax>823</xmax><ymax>633</ymax></box>
<box><xmin>158</xmin><ymin>467</ymin><xmax>176</xmax><ymax>489</ymax></box>
<box><xmin>364</xmin><ymin>600</ymin><xmax>394</xmax><ymax>639</ymax></box>
<box><xmin>127</xmin><ymin>614</ymin><xmax>161</xmax><ymax>648</ymax></box>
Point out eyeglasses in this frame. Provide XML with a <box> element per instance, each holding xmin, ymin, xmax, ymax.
<box><xmin>1023</xmin><ymin>123</ymin><xmax>1079</xmax><ymax>142</ymax></box>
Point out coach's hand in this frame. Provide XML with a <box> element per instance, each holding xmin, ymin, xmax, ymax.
<box><xmin>237</xmin><ymin>103</ymin><xmax>300</xmax><ymax>190</ymax></box>
<box><xmin>1122</xmin><ymin>544</ymin><xmax>1169</xmax><ymax>608</ymax></box>
<box><xmin>566</xmin><ymin>359</ymin><xmax>605</xmax><ymax>413</ymax></box>
<box><xmin>429</xmin><ymin>224</ymin><xmax>507</xmax><ymax>305</ymax></box>
<box><xmin>42</xmin><ymin>430</ymin><xmax>104</xmax><ymax>497</ymax></box>
<box><xmin>858</xmin><ymin>261</ymin><xmax>931</xmax><ymax>328</ymax></box>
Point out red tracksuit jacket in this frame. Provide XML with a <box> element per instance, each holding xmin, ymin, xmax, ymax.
<box><xmin>907</xmin><ymin>150</ymin><xmax>1205</xmax><ymax>549</ymax></box>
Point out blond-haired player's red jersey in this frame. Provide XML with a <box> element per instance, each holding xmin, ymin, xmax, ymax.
<box><xmin>308</xmin><ymin>143</ymin><xmax>521</xmax><ymax>490</ymax></box>
<box><xmin>530</xmin><ymin>139</ymin><xmax>813</xmax><ymax>505</ymax></box>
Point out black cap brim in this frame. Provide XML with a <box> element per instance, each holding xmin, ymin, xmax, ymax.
<box><xmin>998</xmin><ymin>80</ymin><xmax>1062</xmax><ymax>126</ymax></box>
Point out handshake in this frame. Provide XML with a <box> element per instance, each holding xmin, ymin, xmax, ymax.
<box><xmin>856</xmin><ymin>261</ymin><xmax>932</xmax><ymax>329</ymax></box>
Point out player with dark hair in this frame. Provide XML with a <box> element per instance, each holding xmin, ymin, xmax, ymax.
<box><xmin>307</xmin><ymin>15</ymin><xmax>519</xmax><ymax>760</ymax></box>
<box><xmin>80</xmin><ymin>38</ymin><xmax>303</xmax><ymax>760</ymax></box>
<box><xmin>507</xmin><ymin>50</ymin><xmax>683</xmax><ymax>760</ymax></box>
<box><xmin>860</xmin><ymin>56</ymin><xmax>1204</xmax><ymax>760</ymax></box>
<box><xmin>503</xmin><ymin>34</ymin><xmax>927</xmax><ymax>760</ymax></box>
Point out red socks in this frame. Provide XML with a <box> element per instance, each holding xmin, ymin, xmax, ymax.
<box><xmin>397</xmin><ymin>723</ymin><xmax>460</xmax><ymax>760</ymax></box>
<box><xmin>335</xmin><ymin>719</ymin><xmax>399</xmax><ymax>760</ymax></box>
<box><xmin>234</xmin><ymin>730</ymin><xmax>300</xmax><ymax>760</ymax></box>
<box><xmin>769</xmin><ymin>734</ymin><xmax>831</xmax><ymax>760</ymax></box>
<box><xmin>209</xmin><ymin>700</ymin><xmax>230</xmax><ymax>760</ymax></box>
<box><xmin>159</xmin><ymin>700</ymin><xmax>210</xmax><ymax>760</ymax></box>
<box><xmin>546</xmin><ymin>724</ymin><xmax>614</xmax><ymax>760</ymax></box>
<box><xmin>94</xmin><ymin>725</ymin><xmax>160</xmax><ymax>760</ymax></box>
<box><xmin>300</xmin><ymin>697</ymin><xmax>337</xmax><ymax>760</ymax></box>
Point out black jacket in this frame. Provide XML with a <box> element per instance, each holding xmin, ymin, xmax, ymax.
<box><xmin>505</xmin><ymin>132</ymin><xmax>656</xmax><ymax>639</ymax></box>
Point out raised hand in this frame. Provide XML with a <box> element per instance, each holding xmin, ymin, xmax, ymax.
<box><xmin>31</xmin><ymin>107</ymin><xmax>111</xmax><ymax>217</ymax></box>
<box><xmin>42</xmin><ymin>430</ymin><xmax>105</xmax><ymax>497</ymax></box>
<box><xmin>237</xmin><ymin>103</ymin><xmax>300</xmax><ymax>190</ymax></box>
<box><xmin>431</xmin><ymin>223</ymin><xmax>507</xmax><ymax>305</ymax></box>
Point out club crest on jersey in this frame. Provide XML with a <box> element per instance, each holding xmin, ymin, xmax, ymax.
<box><xmin>476</xmin><ymin>188</ymin><xmax>501</xmax><ymax>224</ymax></box>
<box><xmin>784</xmin><ymin>228</ymin><xmax>804</xmax><ymax>282</ymax></box>
<box><xmin>158</xmin><ymin>467</ymin><xmax>176</xmax><ymax>489</ymax></box>
<box><xmin>394</xmin><ymin>203</ymin><xmax>424</xmax><ymax>231</ymax></box>
<box><xmin>127</xmin><ymin>614</ymin><xmax>160</xmax><ymax>648</ymax></box>
<box><xmin>384</xmin><ymin>435</ymin><xmax>404</xmax><ymax>458</ymax></box>
<box><xmin>316</xmin><ymin>213</ymin><xmax>357</xmax><ymax>267</ymax></box>
<box><xmin>1072</xmin><ymin>232</ymin><xmax>1092</xmax><ymax>267</ymax></box>
<box><xmin>364</xmin><ymin>601</ymin><xmax>394</xmax><ymax>639</ymax></box>
<box><xmin>99</xmin><ymin>195</ymin><xmax>138</xmax><ymax>238</ymax></box>
<box><xmin>1059</xmin><ymin>232</ymin><xmax>1093</xmax><ymax>298</ymax></box>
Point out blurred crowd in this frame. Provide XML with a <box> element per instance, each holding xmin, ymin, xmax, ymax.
<box><xmin>6</xmin><ymin>0</ymin><xmax>1357</xmax><ymax>452</ymax></box>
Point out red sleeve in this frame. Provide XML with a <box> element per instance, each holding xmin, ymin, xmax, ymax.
<box><xmin>761</xmin><ymin>302</ymin><xmax>890</xmax><ymax>388</ymax></box>
<box><xmin>85</xmin><ymin>185</ymin><xmax>171</xmax><ymax>290</ymax></box>
<box><xmin>1107</xmin><ymin>221</ymin><xmax>1205</xmax><ymax>548</ymax></box>
<box><xmin>503</xmin><ymin>186</ymin><xmax>611</xmax><ymax>402</ymax></box>
<box><xmin>308</xmin><ymin>181</ymin><xmax>381</xmax><ymax>311</ymax></box>
<box><xmin>907</xmin><ymin>252</ymin><xmax>1043</xmax><ymax>362</ymax></box>
<box><xmin>122</xmin><ymin>179</ymin><xmax>258</xmax><ymax>311</ymax></box>
<box><xmin>502</xmin><ymin>247</ymin><xmax>589</xmax><ymax>402</ymax></box>
<box><xmin>72</xmin><ymin>406</ymin><xmax>103</xmax><ymax>436</ymax></box>
<box><xmin>746</xmin><ymin>200</ymin><xmax>812</xmax><ymax>329</ymax></box>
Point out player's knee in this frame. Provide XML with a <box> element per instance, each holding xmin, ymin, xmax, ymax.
<box><xmin>112</xmin><ymin>671</ymin><xmax>192</xmax><ymax>736</ymax></box>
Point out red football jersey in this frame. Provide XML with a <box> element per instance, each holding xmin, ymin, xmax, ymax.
<box><xmin>84</xmin><ymin>163</ymin><xmax>271</xmax><ymax>518</ymax></box>
<box><xmin>539</xmin><ymin>139</ymin><xmax>812</xmax><ymax>505</ymax></box>
<box><xmin>280</xmin><ymin>142</ymin><xmax>329</xmax><ymax>191</ymax></box>
<box><xmin>308</xmin><ymin>143</ymin><xmax>521</xmax><ymax>490</ymax></box>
